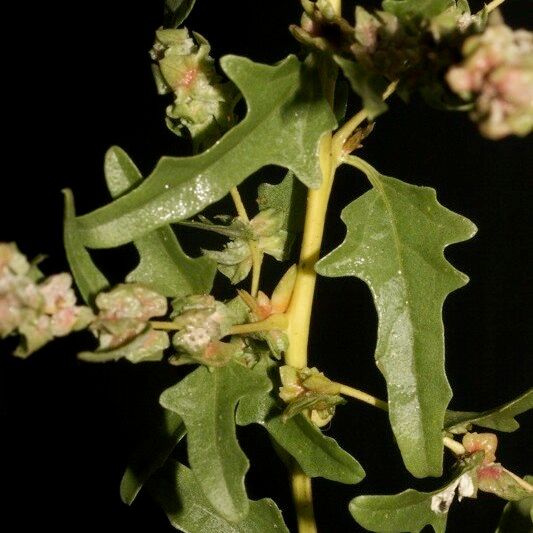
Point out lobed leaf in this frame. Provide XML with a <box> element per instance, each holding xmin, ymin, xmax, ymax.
<box><xmin>63</xmin><ymin>189</ymin><xmax>109</xmax><ymax>304</ymax></box>
<box><xmin>104</xmin><ymin>146</ymin><xmax>216</xmax><ymax>297</ymax></box>
<box><xmin>316</xmin><ymin>156</ymin><xmax>477</xmax><ymax>478</ymax></box>
<box><xmin>76</xmin><ymin>55</ymin><xmax>336</xmax><ymax>249</ymax></box>
<box><xmin>159</xmin><ymin>362</ymin><xmax>271</xmax><ymax>522</ymax></box>
<box><xmin>148</xmin><ymin>459</ymin><xmax>289</xmax><ymax>532</ymax></box>
<box><xmin>445</xmin><ymin>388</ymin><xmax>533</xmax><ymax>434</ymax></box>
<box><xmin>120</xmin><ymin>410</ymin><xmax>186</xmax><ymax>505</ymax></box>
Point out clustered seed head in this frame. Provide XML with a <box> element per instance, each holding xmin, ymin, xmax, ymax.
<box><xmin>151</xmin><ymin>28</ymin><xmax>237</xmax><ymax>150</ymax></box>
<box><xmin>90</xmin><ymin>283</ymin><xmax>167</xmax><ymax>350</ymax></box>
<box><xmin>171</xmin><ymin>294</ymin><xmax>239</xmax><ymax>366</ymax></box>
<box><xmin>446</xmin><ymin>18</ymin><xmax>533</xmax><ymax>139</ymax></box>
<box><xmin>0</xmin><ymin>243</ymin><xmax>93</xmax><ymax>357</ymax></box>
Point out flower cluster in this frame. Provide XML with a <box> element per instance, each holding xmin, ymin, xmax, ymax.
<box><xmin>79</xmin><ymin>283</ymin><xmax>169</xmax><ymax>363</ymax></box>
<box><xmin>0</xmin><ymin>243</ymin><xmax>93</xmax><ymax>357</ymax></box>
<box><xmin>170</xmin><ymin>294</ymin><xmax>241</xmax><ymax>367</ymax></box>
<box><xmin>462</xmin><ymin>432</ymin><xmax>532</xmax><ymax>501</ymax></box>
<box><xmin>432</xmin><ymin>430</ymin><xmax>533</xmax><ymax>514</ymax></box>
<box><xmin>151</xmin><ymin>28</ymin><xmax>238</xmax><ymax>150</ymax></box>
<box><xmin>202</xmin><ymin>209</ymin><xmax>288</xmax><ymax>284</ymax></box>
<box><xmin>279</xmin><ymin>365</ymin><xmax>344</xmax><ymax>427</ymax></box>
<box><xmin>292</xmin><ymin>2</ymin><xmax>533</xmax><ymax>138</ymax></box>
<box><xmin>446</xmin><ymin>17</ymin><xmax>533</xmax><ymax>139</ymax></box>
<box><xmin>291</xmin><ymin>0</ymin><xmax>485</xmax><ymax>108</ymax></box>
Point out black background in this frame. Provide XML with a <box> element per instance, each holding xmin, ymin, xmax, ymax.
<box><xmin>1</xmin><ymin>1</ymin><xmax>531</xmax><ymax>532</ymax></box>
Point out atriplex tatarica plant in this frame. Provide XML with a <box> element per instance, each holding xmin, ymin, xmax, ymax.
<box><xmin>2</xmin><ymin>0</ymin><xmax>532</xmax><ymax>531</ymax></box>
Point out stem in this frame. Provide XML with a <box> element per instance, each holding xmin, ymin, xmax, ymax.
<box><xmin>230</xmin><ymin>187</ymin><xmax>249</xmax><ymax>223</ymax></box>
<box><xmin>331</xmin><ymin>80</ymin><xmax>397</xmax><ymax>158</ymax></box>
<box><xmin>228</xmin><ymin>313</ymin><xmax>288</xmax><ymax>335</ymax></box>
<box><xmin>285</xmin><ymin>3</ymin><xmax>343</xmax><ymax>529</ymax></box>
<box><xmin>250</xmin><ymin>243</ymin><xmax>263</xmax><ymax>297</ymax></box>
<box><xmin>152</xmin><ymin>314</ymin><xmax>287</xmax><ymax>335</ymax></box>
<box><xmin>337</xmin><ymin>384</ymin><xmax>389</xmax><ymax>411</ymax></box>
<box><xmin>150</xmin><ymin>320</ymin><xmax>182</xmax><ymax>331</ymax></box>
<box><xmin>443</xmin><ymin>436</ymin><xmax>466</xmax><ymax>456</ymax></box>
<box><xmin>285</xmin><ymin>134</ymin><xmax>336</xmax><ymax>369</ymax></box>
<box><xmin>290</xmin><ymin>463</ymin><xmax>317</xmax><ymax>533</ymax></box>
<box><xmin>485</xmin><ymin>0</ymin><xmax>506</xmax><ymax>13</ymax></box>
<box><xmin>230</xmin><ymin>186</ymin><xmax>263</xmax><ymax>296</ymax></box>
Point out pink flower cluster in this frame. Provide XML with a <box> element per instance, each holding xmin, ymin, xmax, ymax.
<box><xmin>0</xmin><ymin>243</ymin><xmax>93</xmax><ymax>357</ymax></box>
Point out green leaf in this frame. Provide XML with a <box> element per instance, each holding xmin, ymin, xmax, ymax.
<box><xmin>163</xmin><ymin>0</ymin><xmax>196</xmax><ymax>28</ymax></box>
<box><xmin>159</xmin><ymin>362</ymin><xmax>271</xmax><ymax>522</ymax></box>
<box><xmin>257</xmin><ymin>171</ymin><xmax>306</xmax><ymax>259</ymax></box>
<box><xmin>63</xmin><ymin>189</ymin><xmax>109</xmax><ymax>304</ymax></box>
<box><xmin>120</xmin><ymin>410</ymin><xmax>186</xmax><ymax>505</ymax></box>
<box><xmin>236</xmin><ymin>362</ymin><xmax>365</xmax><ymax>484</ymax></box>
<box><xmin>334</xmin><ymin>56</ymin><xmax>389</xmax><ymax>120</ymax></box>
<box><xmin>350</xmin><ymin>453</ymin><xmax>483</xmax><ymax>533</ymax></box>
<box><xmin>445</xmin><ymin>388</ymin><xmax>533</xmax><ymax>434</ymax></box>
<box><xmin>148</xmin><ymin>459</ymin><xmax>289</xmax><ymax>532</ymax></box>
<box><xmin>382</xmin><ymin>0</ymin><xmax>453</xmax><ymax>20</ymax></box>
<box><xmin>76</xmin><ymin>55</ymin><xmax>336</xmax><ymax>249</ymax></box>
<box><xmin>496</xmin><ymin>476</ymin><xmax>533</xmax><ymax>533</ymax></box>
<box><xmin>104</xmin><ymin>146</ymin><xmax>216</xmax><ymax>297</ymax></box>
<box><xmin>316</xmin><ymin>156</ymin><xmax>477</xmax><ymax>478</ymax></box>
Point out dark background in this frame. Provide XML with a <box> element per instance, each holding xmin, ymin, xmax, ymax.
<box><xmin>1</xmin><ymin>1</ymin><xmax>531</xmax><ymax>531</ymax></box>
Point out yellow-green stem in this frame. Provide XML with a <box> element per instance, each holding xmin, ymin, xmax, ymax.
<box><xmin>290</xmin><ymin>463</ymin><xmax>317</xmax><ymax>533</ymax></box>
<box><xmin>228</xmin><ymin>313</ymin><xmax>287</xmax><ymax>335</ymax></box>
<box><xmin>230</xmin><ymin>186</ymin><xmax>263</xmax><ymax>296</ymax></box>
<box><xmin>250</xmin><ymin>244</ymin><xmax>263</xmax><ymax>297</ymax></box>
<box><xmin>150</xmin><ymin>320</ymin><xmax>182</xmax><ymax>331</ymax></box>
<box><xmin>485</xmin><ymin>0</ymin><xmax>506</xmax><ymax>13</ymax></box>
<box><xmin>152</xmin><ymin>314</ymin><xmax>287</xmax><ymax>335</ymax></box>
<box><xmin>285</xmin><ymin>134</ymin><xmax>336</xmax><ymax>369</ymax></box>
<box><xmin>331</xmin><ymin>80</ymin><xmax>397</xmax><ymax>158</ymax></box>
<box><xmin>285</xmin><ymin>3</ymin><xmax>343</xmax><ymax>529</ymax></box>
<box><xmin>442</xmin><ymin>436</ymin><xmax>466</xmax><ymax>456</ymax></box>
<box><xmin>337</xmin><ymin>383</ymin><xmax>389</xmax><ymax>411</ymax></box>
<box><xmin>230</xmin><ymin>187</ymin><xmax>249</xmax><ymax>222</ymax></box>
